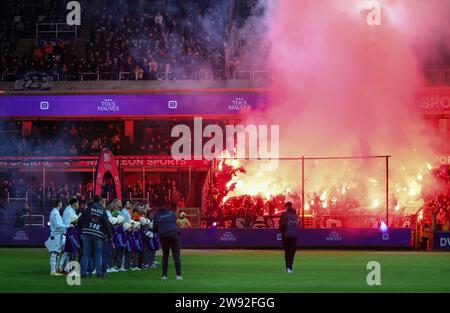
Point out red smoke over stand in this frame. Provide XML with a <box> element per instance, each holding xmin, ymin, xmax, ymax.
<box><xmin>215</xmin><ymin>0</ymin><xmax>450</xmax><ymax>228</ymax></box>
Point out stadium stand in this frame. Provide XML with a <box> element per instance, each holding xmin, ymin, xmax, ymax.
<box><xmin>1</xmin><ymin>0</ymin><xmax>449</xmax><ymax>87</ymax></box>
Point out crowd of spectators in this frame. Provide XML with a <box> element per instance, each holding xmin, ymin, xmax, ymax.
<box><xmin>204</xmin><ymin>194</ymin><xmax>285</xmax><ymax>229</ymax></box>
<box><xmin>0</xmin><ymin>174</ymin><xmax>186</xmax><ymax>216</ymax></box>
<box><xmin>1</xmin><ymin>0</ymin><xmax>228</xmax><ymax>82</ymax></box>
<box><xmin>0</xmin><ymin>176</ymin><xmax>94</xmax><ymax>214</ymax></box>
<box><xmin>124</xmin><ymin>177</ymin><xmax>186</xmax><ymax>209</ymax></box>
<box><xmin>0</xmin><ymin>0</ymin><xmax>87</xmax><ymax>82</ymax></box>
<box><xmin>136</xmin><ymin>132</ymin><xmax>172</xmax><ymax>156</ymax></box>
<box><xmin>2</xmin><ymin>0</ymin><xmax>450</xmax><ymax>84</ymax></box>
<box><xmin>81</xmin><ymin>0</ymin><xmax>227</xmax><ymax>81</ymax></box>
<box><xmin>207</xmin><ymin>157</ymin><xmax>423</xmax><ymax>229</ymax></box>
<box><xmin>0</xmin><ymin>122</ymin><xmax>124</xmax><ymax>156</ymax></box>
<box><xmin>0</xmin><ymin>122</ymin><xmax>189</xmax><ymax>157</ymax></box>
<box><xmin>422</xmin><ymin>167</ymin><xmax>450</xmax><ymax>232</ymax></box>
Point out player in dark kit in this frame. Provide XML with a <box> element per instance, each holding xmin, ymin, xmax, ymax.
<box><xmin>278</xmin><ymin>202</ymin><xmax>299</xmax><ymax>273</ymax></box>
<box><xmin>153</xmin><ymin>203</ymin><xmax>182</xmax><ymax>280</ymax></box>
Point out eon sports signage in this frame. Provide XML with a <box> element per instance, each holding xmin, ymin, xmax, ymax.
<box><xmin>418</xmin><ymin>87</ymin><xmax>450</xmax><ymax>114</ymax></box>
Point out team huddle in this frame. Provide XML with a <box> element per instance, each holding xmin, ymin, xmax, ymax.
<box><xmin>45</xmin><ymin>196</ymin><xmax>167</xmax><ymax>279</ymax></box>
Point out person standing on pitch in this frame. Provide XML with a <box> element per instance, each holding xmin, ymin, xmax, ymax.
<box><xmin>278</xmin><ymin>202</ymin><xmax>299</xmax><ymax>273</ymax></box>
<box><xmin>78</xmin><ymin>196</ymin><xmax>111</xmax><ymax>278</ymax></box>
<box><xmin>45</xmin><ymin>198</ymin><xmax>70</xmax><ymax>276</ymax></box>
<box><xmin>60</xmin><ymin>197</ymin><xmax>79</xmax><ymax>271</ymax></box>
<box><xmin>153</xmin><ymin>203</ymin><xmax>182</xmax><ymax>280</ymax></box>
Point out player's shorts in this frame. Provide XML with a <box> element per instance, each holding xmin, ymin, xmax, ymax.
<box><xmin>45</xmin><ymin>234</ymin><xmax>66</xmax><ymax>253</ymax></box>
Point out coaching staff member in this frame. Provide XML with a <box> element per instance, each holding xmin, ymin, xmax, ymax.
<box><xmin>279</xmin><ymin>202</ymin><xmax>299</xmax><ymax>273</ymax></box>
<box><xmin>153</xmin><ymin>203</ymin><xmax>183</xmax><ymax>280</ymax></box>
<box><xmin>78</xmin><ymin>196</ymin><xmax>111</xmax><ymax>278</ymax></box>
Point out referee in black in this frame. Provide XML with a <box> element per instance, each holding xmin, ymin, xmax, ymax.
<box><xmin>278</xmin><ymin>202</ymin><xmax>299</xmax><ymax>273</ymax></box>
<box><xmin>153</xmin><ymin>202</ymin><xmax>182</xmax><ymax>280</ymax></box>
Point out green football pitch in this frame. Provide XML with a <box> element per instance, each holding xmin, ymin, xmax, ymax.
<box><xmin>0</xmin><ymin>248</ymin><xmax>449</xmax><ymax>293</ymax></box>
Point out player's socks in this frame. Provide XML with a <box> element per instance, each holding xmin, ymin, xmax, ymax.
<box><xmin>50</xmin><ymin>253</ymin><xmax>58</xmax><ymax>273</ymax></box>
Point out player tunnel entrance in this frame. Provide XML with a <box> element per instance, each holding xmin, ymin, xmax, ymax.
<box><xmin>94</xmin><ymin>148</ymin><xmax>122</xmax><ymax>200</ymax></box>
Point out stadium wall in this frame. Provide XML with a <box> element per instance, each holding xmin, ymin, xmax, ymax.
<box><xmin>0</xmin><ymin>226</ymin><xmax>413</xmax><ymax>248</ymax></box>
<box><xmin>433</xmin><ymin>232</ymin><xmax>450</xmax><ymax>251</ymax></box>
<box><xmin>0</xmin><ymin>79</ymin><xmax>268</xmax><ymax>94</ymax></box>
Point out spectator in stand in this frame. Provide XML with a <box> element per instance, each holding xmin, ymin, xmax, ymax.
<box><xmin>141</xmin><ymin>58</ymin><xmax>151</xmax><ymax>80</ymax></box>
<box><xmin>170</xmin><ymin>186</ymin><xmax>181</xmax><ymax>207</ymax></box>
<box><xmin>133</xmin><ymin>64</ymin><xmax>144</xmax><ymax>80</ymax></box>
<box><xmin>420</xmin><ymin>223</ymin><xmax>432</xmax><ymax>250</ymax></box>
<box><xmin>14</xmin><ymin>203</ymin><xmax>29</xmax><ymax>228</ymax></box>
<box><xmin>90</xmin><ymin>137</ymin><xmax>102</xmax><ymax>152</ymax></box>
<box><xmin>1</xmin><ymin>180</ymin><xmax>12</xmax><ymax>201</ymax></box>
<box><xmin>68</xmin><ymin>145</ymin><xmax>78</xmax><ymax>156</ymax></box>
<box><xmin>177</xmin><ymin>196</ymin><xmax>186</xmax><ymax>208</ymax></box>
<box><xmin>442</xmin><ymin>213</ymin><xmax>449</xmax><ymax>232</ymax></box>
<box><xmin>436</xmin><ymin>208</ymin><xmax>446</xmax><ymax>231</ymax></box>
<box><xmin>149</xmin><ymin>58</ymin><xmax>158</xmax><ymax>80</ymax></box>
<box><xmin>228</xmin><ymin>58</ymin><xmax>240</xmax><ymax>79</ymax></box>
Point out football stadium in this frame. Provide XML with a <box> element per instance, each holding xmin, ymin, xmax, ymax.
<box><xmin>0</xmin><ymin>0</ymin><xmax>450</xmax><ymax>301</ymax></box>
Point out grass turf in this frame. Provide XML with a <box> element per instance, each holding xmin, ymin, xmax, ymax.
<box><xmin>0</xmin><ymin>248</ymin><xmax>449</xmax><ymax>293</ymax></box>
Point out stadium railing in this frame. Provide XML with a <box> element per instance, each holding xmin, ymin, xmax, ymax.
<box><xmin>233</xmin><ymin>70</ymin><xmax>252</xmax><ymax>80</ymax></box>
<box><xmin>51</xmin><ymin>73</ymin><xmax>60</xmax><ymax>82</ymax></box>
<box><xmin>36</xmin><ymin>23</ymin><xmax>78</xmax><ymax>40</ymax></box>
<box><xmin>252</xmin><ymin>70</ymin><xmax>273</xmax><ymax>81</ymax></box>
<box><xmin>5</xmin><ymin>70</ymin><xmax>270</xmax><ymax>83</ymax></box>
<box><xmin>195</xmin><ymin>71</ymin><xmax>215</xmax><ymax>80</ymax></box>
<box><xmin>125</xmin><ymin>192</ymin><xmax>150</xmax><ymax>203</ymax></box>
<box><xmin>101</xmin><ymin>72</ymin><xmax>119</xmax><ymax>80</ymax></box>
<box><xmin>6</xmin><ymin>192</ymin><xmax>28</xmax><ymax>203</ymax></box>
<box><xmin>157</xmin><ymin>70</ymin><xmax>173</xmax><ymax>80</ymax></box>
<box><xmin>1</xmin><ymin>73</ymin><xmax>16</xmax><ymax>82</ymax></box>
<box><xmin>23</xmin><ymin>214</ymin><xmax>45</xmax><ymax>227</ymax></box>
<box><xmin>80</xmin><ymin>72</ymin><xmax>100</xmax><ymax>81</ymax></box>
<box><xmin>425</xmin><ymin>69</ymin><xmax>450</xmax><ymax>85</ymax></box>
<box><xmin>214</xmin><ymin>70</ymin><xmax>225</xmax><ymax>80</ymax></box>
<box><xmin>233</xmin><ymin>70</ymin><xmax>273</xmax><ymax>81</ymax></box>
<box><xmin>119</xmin><ymin>72</ymin><xmax>132</xmax><ymax>81</ymax></box>
<box><xmin>444</xmin><ymin>69</ymin><xmax>450</xmax><ymax>85</ymax></box>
